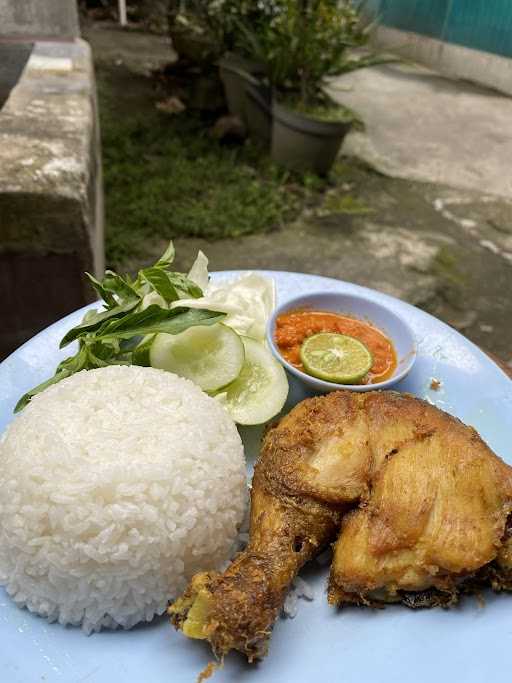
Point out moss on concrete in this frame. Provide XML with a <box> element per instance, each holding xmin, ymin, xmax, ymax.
<box><xmin>430</xmin><ymin>246</ymin><xmax>466</xmax><ymax>287</ymax></box>
<box><xmin>321</xmin><ymin>193</ymin><xmax>374</xmax><ymax>215</ymax></box>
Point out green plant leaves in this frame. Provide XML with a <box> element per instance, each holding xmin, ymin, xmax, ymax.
<box><xmin>231</xmin><ymin>0</ymin><xmax>381</xmax><ymax>105</ymax></box>
<box><xmin>140</xmin><ymin>267</ymin><xmax>180</xmax><ymax>303</ymax></box>
<box><xmin>94</xmin><ymin>306</ymin><xmax>223</xmax><ymax>342</ymax></box>
<box><xmin>131</xmin><ymin>334</ymin><xmax>155</xmax><ymax>367</ymax></box>
<box><xmin>85</xmin><ymin>273</ymin><xmax>118</xmax><ymax>308</ymax></box>
<box><xmin>155</xmin><ymin>241</ymin><xmax>176</xmax><ymax>269</ymax></box>
<box><xmin>59</xmin><ymin>299</ymin><xmax>140</xmax><ymax>348</ymax></box>
<box><xmin>102</xmin><ymin>271</ymin><xmax>140</xmax><ymax>303</ymax></box>
<box><xmin>15</xmin><ymin>242</ymin><xmax>224</xmax><ymax>412</ymax></box>
<box><xmin>167</xmin><ymin>272</ymin><xmax>203</xmax><ymax>299</ymax></box>
<box><xmin>138</xmin><ymin>267</ymin><xmax>203</xmax><ymax>303</ymax></box>
<box><xmin>14</xmin><ymin>345</ymin><xmax>90</xmax><ymax>413</ymax></box>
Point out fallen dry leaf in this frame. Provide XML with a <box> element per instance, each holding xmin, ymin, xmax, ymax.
<box><xmin>156</xmin><ymin>96</ymin><xmax>186</xmax><ymax>114</ymax></box>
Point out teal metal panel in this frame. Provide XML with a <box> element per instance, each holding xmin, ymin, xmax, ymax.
<box><xmin>445</xmin><ymin>1</ymin><xmax>512</xmax><ymax>58</ymax></box>
<box><xmin>377</xmin><ymin>0</ymin><xmax>512</xmax><ymax>58</ymax></box>
<box><xmin>379</xmin><ymin>0</ymin><xmax>450</xmax><ymax>39</ymax></box>
<box><xmin>361</xmin><ymin>0</ymin><xmax>383</xmax><ymax>17</ymax></box>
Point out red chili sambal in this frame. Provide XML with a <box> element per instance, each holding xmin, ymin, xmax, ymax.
<box><xmin>275</xmin><ymin>310</ymin><xmax>397</xmax><ymax>384</ymax></box>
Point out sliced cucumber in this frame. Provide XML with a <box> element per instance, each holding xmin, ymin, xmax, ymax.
<box><xmin>150</xmin><ymin>324</ymin><xmax>244</xmax><ymax>393</ymax></box>
<box><xmin>219</xmin><ymin>337</ymin><xmax>289</xmax><ymax>425</ymax></box>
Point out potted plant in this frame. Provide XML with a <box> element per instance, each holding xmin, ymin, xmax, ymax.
<box><xmin>239</xmin><ymin>0</ymin><xmax>388</xmax><ymax>174</ymax></box>
<box><xmin>217</xmin><ymin>53</ymin><xmax>266</xmax><ymax>126</ymax></box>
<box><xmin>167</xmin><ymin>1</ymin><xmax>267</xmax><ymax>125</ymax></box>
<box><xmin>164</xmin><ymin>1</ymin><xmax>228</xmax><ymax>113</ymax></box>
<box><xmin>207</xmin><ymin>1</ymin><xmax>269</xmax><ymax>127</ymax></box>
<box><xmin>243</xmin><ymin>81</ymin><xmax>273</xmax><ymax>145</ymax></box>
<box><xmin>167</xmin><ymin>1</ymin><xmax>221</xmax><ymax>65</ymax></box>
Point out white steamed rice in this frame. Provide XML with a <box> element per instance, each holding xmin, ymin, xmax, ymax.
<box><xmin>0</xmin><ymin>365</ymin><xmax>247</xmax><ymax>633</ymax></box>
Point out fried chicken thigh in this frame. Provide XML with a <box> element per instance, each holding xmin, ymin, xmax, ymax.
<box><xmin>169</xmin><ymin>391</ymin><xmax>512</xmax><ymax>661</ymax></box>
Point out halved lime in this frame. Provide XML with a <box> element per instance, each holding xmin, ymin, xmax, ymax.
<box><xmin>217</xmin><ymin>337</ymin><xmax>289</xmax><ymax>425</ymax></box>
<box><xmin>150</xmin><ymin>323</ymin><xmax>244</xmax><ymax>393</ymax></box>
<box><xmin>300</xmin><ymin>333</ymin><xmax>373</xmax><ymax>384</ymax></box>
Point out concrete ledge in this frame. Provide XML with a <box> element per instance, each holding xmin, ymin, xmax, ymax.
<box><xmin>0</xmin><ymin>0</ymin><xmax>79</xmax><ymax>40</ymax></box>
<box><xmin>374</xmin><ymin>25</ymin><xmax>512</xmax><ymax>97</ymax></box>
<box><xmin>0</xmin><ymin>38</ymin><xmax>104</xmax><ymax>357</ymax></box>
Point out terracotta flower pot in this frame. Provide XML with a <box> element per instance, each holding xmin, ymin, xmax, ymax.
<box><xmin>271</xmin><ymin>101</ymin><xmax>352</xmax><ymax>175</ymax></box>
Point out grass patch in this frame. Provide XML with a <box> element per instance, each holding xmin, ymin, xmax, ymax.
<box><xmin>98</xmin><ymin>68</ymin><xmax>305</xmax><ymax>269</ymax></box>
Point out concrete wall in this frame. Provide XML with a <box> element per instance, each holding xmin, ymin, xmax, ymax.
<box><xmin>0</xmin><ymin>43</ymin><xmax>33</xmax><ymax>109</ymax></box>
<box><xmin>373</xmin><ymin>25</ymin><xmax>512</xmax><ymax>96</ymax></box>
<box><xmin>0</xmin><ymin>0</ymin><xmax>79</xmax><ymax>39</ymax></box>
<box><xmin>363</xmin><ymin>1</ymin><xmax>512</xmax><ymax>96</ymax></box>
<box><xmin>0</xmin><ymin>40</ymin><xmax>104</xmax><ymax>359</ymax></box>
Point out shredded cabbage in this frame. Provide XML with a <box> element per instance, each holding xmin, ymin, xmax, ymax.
<box><xmin>174</xmin><ymin>254</ymin><xmax>275</xmax><ymax>342</ymax></box>
<box><xmin>187</xmin><ymin>250</ymin><xmax>209</xmax><ymax>293</ymax></box>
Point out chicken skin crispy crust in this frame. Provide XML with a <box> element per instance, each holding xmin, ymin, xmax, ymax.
<box><xmin>169</xmin><ymin>391</ymin><xmax>512</xmax><ymax>661</ymax></box>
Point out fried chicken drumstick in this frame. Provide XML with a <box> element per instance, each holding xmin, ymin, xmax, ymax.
<box><xmin>169</xmin><ymin>391</ymin><xmax>512</xmax><ymax>661</ymax></box>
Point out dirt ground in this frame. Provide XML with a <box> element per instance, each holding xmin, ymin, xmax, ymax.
<box><xmin>84</xmin><ymin>22</ymin><xmax>512</xmax><ymax>368</ymax></box>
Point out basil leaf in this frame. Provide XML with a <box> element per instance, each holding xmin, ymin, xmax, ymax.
<box><xmin>140</xmin><ymin>267</ymin><xmax>179</xmax><ymax>303</ymax></box>
<box><xmin>55</xmin><ymin>344</ymin><xmax>90</xmax><ymax>374</ymax></box>
<box><xmin>132</xmin><ymin>335</ymin><xmax>155</xmax><ymax>367</ymax></box>
<box><xmin>59</xmin><ymin>299</ymin><xmax>140</xmax><ymax>348</ymax></box>
<box><xmin>15</xmin><ymin>344</ymin><xmax>89</xmax><ymax>412</ymax></box>
<box><xmin>94</xmin><ymin>304</ymin><xmax>172</xmax><ymax>338</ymax></box>
<box><xmin>86</xmin><ymin>347</ymin><xmax>131</xmax><ymax>368</ymax></box>
<box><xmin>154</xmin><ymin>241</ymin><xmax>175</xmax><ymax>269</ymax></box>
<box><xmin>14</xmin><ymin>369</ymin><xmax>72</xmax><ymax>413</ymax></box>
<box><xmin>102</xmin><ymin>271</ymin><xmax>140</xmax><ymax>303</ymax></box>
<box><xmin>96</xmin><ymin>307</ymin><xmax>224</xmax><ymax>341</ymax></box>
<box><xmin>167</xmin><ymin>272</ymin><xmax>203</xmax><ymax>299</ymax></box>
<box><xmin>86</xmin><ymin>338</ymin><xmax>120</xmax><ymax>363</ymax></box>
<box><xmin>85</xmin><ymin>273</ymin><xmax>117</xmax><ymax>308</ymax></box>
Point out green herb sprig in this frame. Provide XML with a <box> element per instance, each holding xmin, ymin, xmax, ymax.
<box><xmin>15</xmin><ymin>242</ymin><xmax>224</xmax><ymax>413</ymax></box>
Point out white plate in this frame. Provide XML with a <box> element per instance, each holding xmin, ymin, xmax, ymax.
<box><xmin>1</xmin><ymin>271</ymin><xmax>511</xmax><ymax>683</ymax></box>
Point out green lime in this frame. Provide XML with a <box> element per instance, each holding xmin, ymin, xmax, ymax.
<box><xmin>300</xmin><ymin>333</ymin><xmax>373</xmax><ymax>384</ymax></box>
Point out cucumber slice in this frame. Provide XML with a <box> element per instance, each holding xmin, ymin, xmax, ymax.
<box><xmin>150</xmin><ymin>324</ymin><xmax>244</xmax><ymax>393</ymax></box>
<box><xmin>219</xmin><ymin>337</ymin><xmax>289</xmax><ymax>425</ymax></box>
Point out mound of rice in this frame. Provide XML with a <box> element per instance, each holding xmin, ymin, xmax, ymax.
<box><xmin>0</xmin><ymin>366</ymin><xmax>247</xmax><ymax>633</ymax></box>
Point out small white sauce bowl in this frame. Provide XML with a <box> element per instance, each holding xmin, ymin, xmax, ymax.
<box><xmin>266</xmin><ymin>291</ymin><xmax>417</xmax><ymax>393</ymax></box>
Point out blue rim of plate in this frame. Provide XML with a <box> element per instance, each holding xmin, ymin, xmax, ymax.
<box><xmin>0</xmin><ymin>270</ymin><xmax>511</xmax><ymax>683</ymax></box>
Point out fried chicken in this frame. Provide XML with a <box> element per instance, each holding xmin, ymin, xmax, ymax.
<box><xmin>169</xmin><ymin>391</ymin><xmax>512</xmax><ymax>661</ymax></box>
<box><xmin>328</xmin><ymin>392</ymin><xmax>512</xmax><ymax>606</ymax></box>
